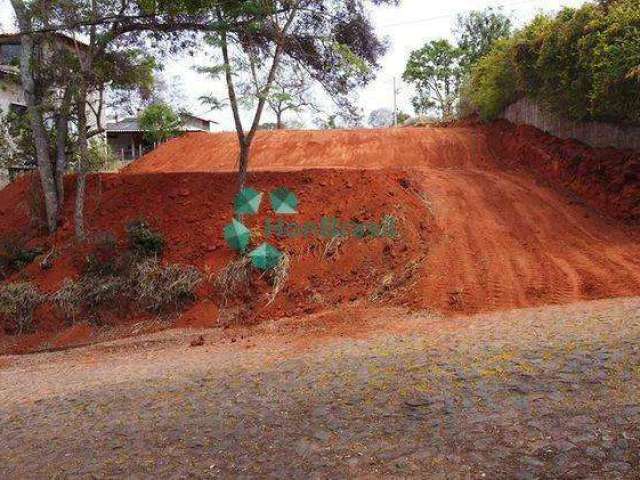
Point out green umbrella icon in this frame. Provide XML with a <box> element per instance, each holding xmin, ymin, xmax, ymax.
<box><xmin>270</xmin><ymin>187</ymin><xmax>298</xmax><ymax>214</ymax></box>
<box><xmin>234</xmin><ymin>187</ymin><xmax>263</xmax><ymax>215</ymax></box>
<box><xmin>224</xmin><ymin>219</ymin><xmax>251</xmax><ymax>251</ymax></box>
<box><xmin>248</xmin><ymin>243</ymin><xmax>282</xmax><ymax>270</ymax></box>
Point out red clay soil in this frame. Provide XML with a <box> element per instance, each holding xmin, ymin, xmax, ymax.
<box><xmin>0</xmin><ymin>168</ymin><xmax>433</xmax><ymax>353</ymax></box>
<box><xmin>124</xmin><ymin>127</ymin><xmax>497</xmax><ymax>173</ymax></box>
<box><xmin>487</xmin><ymin>120</ymin><xmax>640</xmax><ymax>223</ymax></box>
<box><xmin>1</xmin><ymin>124</ymin><xmax>640</xmax><ymax>354</ymax></box>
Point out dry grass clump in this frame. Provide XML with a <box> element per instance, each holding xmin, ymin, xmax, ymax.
<box><xmin>266</xmin><ymin>252</ymin><xmax>290</xmax><ymax>305</ymax></box>
<box><xmin>215</xmin><ymin>256</ymin><xmax>253</xmax><ymax>306</ymax></box>
<box><xmin>323</xmin><ymin>236</ymin><xmax>345</xmax><ymax>259</ymax></box>
<box><xmin>0</xmin><ymin>282</ymin><xmax>45</xmax><ymax>334</ymax></box>
<box><xmin>51</xmin><ymin>276</ymin><xmax>126</xmax><ymax>325</ymax></box>
<box><xmin>214</xmin><ymin>252</ymin><xmax>292</xmax><ymax>327</ymax></box>
<box><xmin>1</xmin><ymin>223</ymin><xmax>202</xmax><ymax>334</ymax></box>
<box><xmin>52</xmin><ymin>259</ymin><xmax>201</xmax><ymax>324</ymax></box>
<box><xmin>371</xmin><ymin>257</ymin><xmax>423</xmax><ymax>302</ymax></box>
<box><xmin>130</xmin><ymin>258</ymin><xmax>201</xmax><ymax>312</ymax></box>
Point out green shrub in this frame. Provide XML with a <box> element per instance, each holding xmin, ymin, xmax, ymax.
<box><xmin>126</xmin><ymin>219</ymin><xmax>165</xmax><ymax>258</ymax></box>
<box><xmin>83</xmin><ymin>232</ymin><xmax>125</xmax><ymax>277</ymax></box>
<box><xmin>86</xmin><ymin>139</ymin><xmax>119</xmax><ymax>173</ymax></box>
<box><xmin>0</xmin><ymin>235</ymin><xmax>43</xmax><ymax>278</ymax></box>
<box><xmin>468</xmin><ymin>0</ymin><xmax>640</xmax><ymax>125</ymax></box>
<box><xmin>468</xmin><ymin>38</ymin><xmax>519</xmax><ymax>120</ymax></box>
<box><xmin>0</xmin><ymin>282</ymin><xmax>44</xmax><ymax>334</ymax></box>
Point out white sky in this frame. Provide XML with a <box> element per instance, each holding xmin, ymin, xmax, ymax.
<box><xmin>0</xmin><ymin>0</ymin><xmax>586</xmax><ymax>131</ymax></box>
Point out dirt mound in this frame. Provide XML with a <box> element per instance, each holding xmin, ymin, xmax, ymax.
<box><xmin>2</xmin><ymin>125</ymin><xmax>640</xmax><ymax>354</ymax></box>
<box><xmin>125</xmin><ymin>128</ymin><xmax>496</xmax><ymax>173</ymax></box>
<box><xmin>0</xmin><ymin>169</ymin><xmax>434</xmax><ymax>353</ymax></box>
<box><xmin>487</xmin><ymin>120</ymin><xmax>640</xmax><ymax>223</ymax></box>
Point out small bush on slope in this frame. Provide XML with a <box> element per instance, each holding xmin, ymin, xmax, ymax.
<box><xmin>126</xmin><ymin>219</ymin><xmax>166</xmax><ymax>258</ymax></box>
<box><xmin>129</xmin><ymin>258</ymin><xmax>202</xmax><ymax>312</ymax></box>
<box><xmin>0</xmin><ymin>234</ymin><xmax>43</xmax><ymax>279</ymax></box>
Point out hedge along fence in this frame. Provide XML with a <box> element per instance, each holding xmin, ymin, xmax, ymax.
<box><xmin>467</xmin><ymin>0</ymin><xmax>640</xmax><ymax>129</ymax></box>
<box><xmin>502</xmin><ymin>97</ymin><xmax>640</xmax><ymax>150</ymax></box>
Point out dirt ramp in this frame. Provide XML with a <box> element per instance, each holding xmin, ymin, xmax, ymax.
<box><xmin>125</xmin><ymin>128</ymin><xmax>495</xmax><ymax>173</ymax></box>
<box><xmin>413</xmin><ymin>167</ymin><xmax>640</xmax><ymax>314</ymax></box>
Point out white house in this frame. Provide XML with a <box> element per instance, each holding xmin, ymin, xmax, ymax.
<box><xmin>0</xmin><ymin>32</ymin><xmax>106</xmax><ymax>185</ymax></box>
<box><xmin>0</xmin><ymin>32</ymin><xmax>106</xmax><ymax>124</ymax></box>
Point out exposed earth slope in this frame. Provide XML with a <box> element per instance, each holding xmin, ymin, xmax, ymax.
<box><xmin>1</xmin><ymin>124</ymin><xmax>639</xmax><ymax>353</ymax></box>
<box><xmin>127</xmin><ymin>125</ymin><xmax>640</xmax><ymax>313</ymax></box>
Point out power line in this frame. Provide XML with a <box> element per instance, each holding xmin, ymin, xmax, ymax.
<box><xmin>379</xmin><ymin>0</ymin><xmax>544</xmax><ymax>28</ymax></box>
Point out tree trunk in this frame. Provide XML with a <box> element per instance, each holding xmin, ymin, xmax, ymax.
<box><xmin>237</xmin><ymin>141</ymin><xmax>251</xmax><ymax>192</ymax></box>
<box><xmin>55</xmin><ymin>87</ymin><xmax>73</xmax><ymax>215</ymax></box>
<box><xmin>218</xmin><ymin>4</ymin><xmax>299</xmax><ymax>194</ymax></box>
<box><xmin>11</xmin><ymin>0</ymin><xmax>59</xmax><ymax>233</ymax></box>
<box><xmin>74</xmin><ymin>85</ymin><xmax>89</xmax><ymax>242</ymax></box>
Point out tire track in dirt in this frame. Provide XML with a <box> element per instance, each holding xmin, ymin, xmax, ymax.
<box><xmin>126</xmin><ymin>128</ymin><xmax>640</xmax><ymax>315</ymax></box>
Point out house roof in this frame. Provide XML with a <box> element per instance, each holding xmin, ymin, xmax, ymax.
<box><xmin>105</xmin><ymin>118</ymin><xmax>142</xmax><ymax>133</ymax></box>
<box><xmin>106</xmin><ymin>114</ymin><xmax>216</xmax><ymax>133</ymax></box>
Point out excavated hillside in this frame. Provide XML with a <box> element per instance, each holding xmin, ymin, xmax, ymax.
<box><xmin>1</xmin><ymin>123</ymin><xmax>639</xmax><ymax>353</ymax></box>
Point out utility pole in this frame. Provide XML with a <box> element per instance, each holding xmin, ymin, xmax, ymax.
<box><xmin>393</xmin><ymin>77</ymin><xmax>398</xmax><ymax>127</ymax></box>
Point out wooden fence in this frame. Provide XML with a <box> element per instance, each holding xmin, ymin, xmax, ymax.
<box><xmin>502</xmin><ymin>97</ymin><xmax>640</xmax><ymax>151</ymax></box>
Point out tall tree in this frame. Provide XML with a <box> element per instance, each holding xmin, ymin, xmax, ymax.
<box><xmin>7</xmin><ymin>0</ymin><xmax>269</xmax><ymax>235</ymax></box>
<box><xmin>10</xmin><ymin>0</ymin><xmax>60</xmax><ymax>233</ymax></box>
<box><xmin>200</xmin><ymin>0</ymin><xmax>396</xmax><ymax>191</ymax></box>
<box><xmin>403</xmin><ymin>40</ymin><xmax>463</xmax><ymax>121</ymax></box>
<box><xmin>455</xmin><ymin>7</ymin><xmax>512</xmax><ymax>71</ymax></box>
<box><xmin>262</xmin><ymin>62</ymin><xmax>316</xmax><ymax>130</ymax></box>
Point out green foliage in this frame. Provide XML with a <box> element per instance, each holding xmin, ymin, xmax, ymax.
<box><xmin>0</xmin><ymin>108</ymin><xmax>35</xmax><ymax>171</ymax></box>
<box><xmin>396</xmin><ymin>111</ymin><xmax>411</xmax><ymax>125</ymax></box>
<box><xmin>468</xmin><ymin>0</ymin><xmax>640</xmax><ymax>124</ymax></box>
<box><xmin>85</xmin><ymin>139</ymin><xmax>119</xmax><ymax>172</ymax></box>
<box><xmin>126</xmin><ymin>219</ymin><xmax>166</xmax><ymax>258</ymax></box>
<box><xmin>455</xmin><ymin>7</ymin><xmax>512</xmax><ymax>71</ymax></box>
<box><xmin>138</xmin><ymin>103</ymin><xmax>182</xmax><ymax>144</ymax></box>
<box><xmin>403</xmin><ymin>40</ymin><xmax>463</xmax><ymax>120</ymax></box>
<box><xmin>467</xmin><ymin>38</ymin><xmax>519</xmax><ymax>121</ymax></box>
<box><xmin>0</xmin><ymin>235</ymin><xmax>43</xmax><ymax>278</ymax></box>
<box><xmin>0</xmin><ymin>282</ymin><xmax>45</xmax><ymax>334</ymax></box>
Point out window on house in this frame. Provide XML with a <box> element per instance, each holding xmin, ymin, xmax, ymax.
<box><xmin>0</xmin><ymin>43</ymin><xmax>21</xmax><ymax>66</ymax></box>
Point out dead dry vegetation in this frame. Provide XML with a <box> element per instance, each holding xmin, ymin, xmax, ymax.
<box><xmin>0</xmin><ymin>216</ymin><xmax>297</xmax><ymax>335</ymax></box>
<box><xmin>0</xmin><ymin>220</ymin><xmax>202</xmax><ymax>334</ymax></box>
<box><xmin>213</xmin><ymin>252</ymin><xmax>292</xmax><ymax>326</ymax></box>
